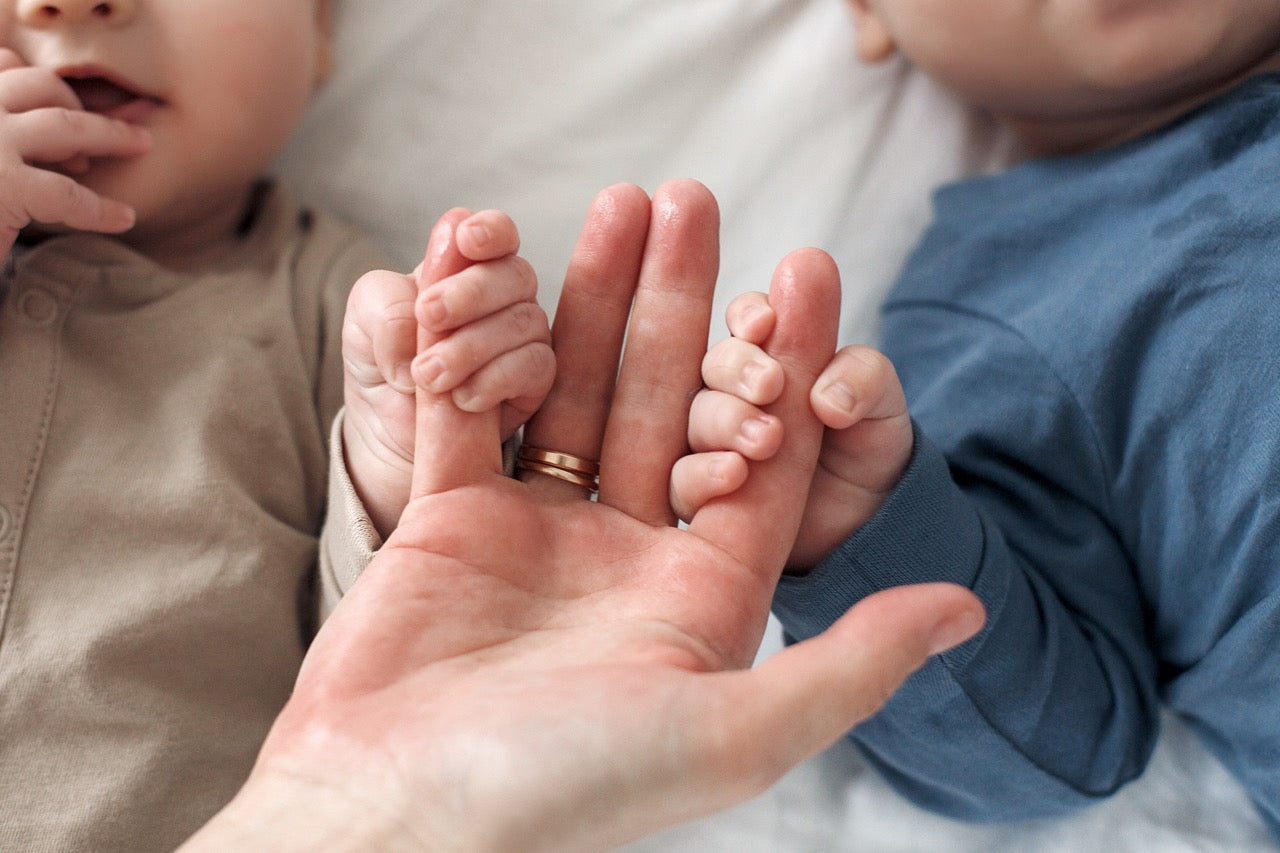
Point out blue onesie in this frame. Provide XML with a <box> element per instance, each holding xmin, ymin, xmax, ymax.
<box><xmin>773</xmin><ymin>73</ymin><xmax>1280</xmax><ymax>839</ymax></box>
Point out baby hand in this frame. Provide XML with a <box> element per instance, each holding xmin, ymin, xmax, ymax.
<box><xmin>671</xmin><ymin>291</ymin><xmax>913</xmax><ymax>570</ymax></box>
<box><xmin>0</xmin><ymin>49</ymin><xmax>150</xmax><ymax>253</ymax></box>
<box><xmin>342</xmin><ymin>208</ymin><xmax>554</xmax><ymax>536</ymax></box>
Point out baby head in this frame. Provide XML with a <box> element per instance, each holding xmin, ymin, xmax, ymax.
<box><xmin>4</xmin><ymin>0</ymin><xmax>332</xmax><ymax>262</ymax></box>
<box><xmin>846</xmin><ymin>0</ymin><xmax>1280</xmax><ymax>154</ymax></box>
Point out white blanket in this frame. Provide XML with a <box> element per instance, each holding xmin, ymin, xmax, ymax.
<box><xmin>273</xmin><ymin>1</ymin><xmax>1273</xmax><ymax>849</ymax></box>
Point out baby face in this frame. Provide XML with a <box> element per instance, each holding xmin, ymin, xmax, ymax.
<box><xmin>2</xmin><ymin>0</ymin><xmax>330</xmax><ymax>257</ymax></box>
<box><xmin>850</xmin><ymin>0</ymin><xmax>1280</xmax><ymax>122</ymax></box>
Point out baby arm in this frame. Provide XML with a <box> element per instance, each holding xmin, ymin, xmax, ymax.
<box><xmin>341</xmin><ymin>208</ymin><xmax>553</xmax><ymax>537</ymax></box>
<box><xmin>0</xmin><ymin>49</ymin><xmax>149</xmax><ymax>254</ymax></box>
<box><xmin>681</xmin><ymin>289</ymin><xmax>1162</xmax><ymax>821</ymax></box>
<box><xmin>671</xmin><ymin>291</ymin><xmax>913</xmax><ymax>570</ymax></box>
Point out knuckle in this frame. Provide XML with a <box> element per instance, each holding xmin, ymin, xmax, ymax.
<box><xmin>523</xmin><ymin>342</ymin><xmax>556</xmax><ymax>386</ymax></box>
<box><xmin>342</xmin><ymin>352</ymin><xmax>382</xmax><ymax>389</ymax></box>
<box><xmin>510</xmin><ymin>256</ymin><xmax>538</xmax><ymax>298</ymax></box>
<box><xmin>447</xmin><ymin>335</ymin><xmax>477</xmax><ymax>373</ymax></box>
<box><xmin>454</xmin><ymin>267</ymin><xmax>484</xmax><ymax>310</ymax></box>
<box><xmin>347</xmin><ymin>269</ymin><xmax>382</xmax><ymax>304</ymax></box>
<box><xmin>844</xmin><ymin>345</ymin><xmax>895</xmax><ymax>387</ymax></box>
<box><xmin>340</xmin><ymin>315</ymin><xmax>370</xmax><ymax>352</ymax></box>
<box><xmin>700</xmin><ymin>344</ymin><xmax>738</xmax><ymax>387</ymax></box>
<box><xmin>507</xmin><ymin>300</ymin><xmax>544</xmax><ymax>338</ymax></box>
<box><xmin>54</xmin><ymin>106</ymin><xmax>88</xmax><ymax>134</ymax></box>
<box><xmin>350</xmin><ymin>268</ymin><xmax>398</xmax><ymax>301</ymax></box>
<box><xmin>58</xmin><ymin>173</ymin><xmax>92</xmax><ymax>212</ymax></box>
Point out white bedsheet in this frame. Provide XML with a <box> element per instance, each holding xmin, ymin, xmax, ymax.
<box><xmin>273</xmin><ymin>1</ymin><xmax>1274</xmax><ymax>849</ymax></box>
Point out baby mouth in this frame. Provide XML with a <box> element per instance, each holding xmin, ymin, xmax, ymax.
<box><xmin>64</xmin><ymin>75</ymin><xmax>163</xmax><ymax>120</ymax></box>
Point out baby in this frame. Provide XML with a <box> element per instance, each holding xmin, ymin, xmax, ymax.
<box><xmin>0</xmin><ymin>1</ymin><xmax>549</xmax><ymax>850</ymax></box>
<box><xmin>677</xmin><ymin>0</ymin><xmax>1280</xmax><ymax>839</ymax></box>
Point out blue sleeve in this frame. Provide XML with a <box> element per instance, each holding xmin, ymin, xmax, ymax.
<box><xmin>773</xmin><ymin>320</ymin><xmax>1161</xmax><ymax>822</ymax></box>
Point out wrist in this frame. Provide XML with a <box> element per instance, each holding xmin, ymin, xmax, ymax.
<box><xmin>341</xmin><ymin>416</ymin><xmax>411</xmax><ymax>537</ymax></box>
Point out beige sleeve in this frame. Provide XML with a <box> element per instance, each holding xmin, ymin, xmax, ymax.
<box><xmin>317</xmin><ymin>410</ymin><xmax>382</xmax><ymax>620</ymax></box>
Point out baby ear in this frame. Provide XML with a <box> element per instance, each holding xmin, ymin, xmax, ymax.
<box><xmin>847</xmin><ymin>0</ymin><xmax>897</xmax><ymax>63</ymax></box>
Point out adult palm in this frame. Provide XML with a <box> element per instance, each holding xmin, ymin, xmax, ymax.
<box><xmin>189</xmin><ymin>181</ymin><xmax>983</xmax><ymax>852</ymax></box>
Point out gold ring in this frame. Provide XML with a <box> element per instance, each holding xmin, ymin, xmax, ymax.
<box><xmin>516</xmin><ymin>445</ymin><xmax>600</xmax><ymax>476</ymax></box>
<box><xmin>516</xmin><ymin>445</ymin><xmax>600</xmax><ymax>493</ymax></box>
<box><xmin>516</xmin><ymin>459</ymin><xmax>599</xmax><ymax>491</ymax></box>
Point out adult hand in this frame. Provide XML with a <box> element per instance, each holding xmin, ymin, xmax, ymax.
<box><xmin>185</xmin><ymin>180</ymin><xmax>984</xmax><ymax>852</ymax></box>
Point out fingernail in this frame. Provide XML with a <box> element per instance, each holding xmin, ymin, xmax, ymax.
<box><xmin>421</xmin><ymin>296</ymin><xmax>448</xmax><ymax>328</ymax></box>
<box><xmin>467</xmin><ymin>222</ymin><xmax>492</xmax><ymax>247</ymax></box>
<box><xmin>740</xmin><ymin>300</ymin><xmax>770</xmax><ymax>332</ymax></box>
<box><xmin>819</xmin><ymin>381</ymin><xmax>857</xmax><ymax>415</ymax></box>
<box><xmin>740</xmin><ymin>416</ymin><xmax>772</xmax><ymax>445</ymax></box>
<box><xmin>415</xmin><ymin>355</ymin><xmax>444</xmax><ymax>390</ymax></box>
<box><xmin>740</xmin><ymin>360</ymin><xmax>766</xmax><ymax>394</ymax></box>
<box><xmin>928</xmin><ymin>607</ymin><xmax>985</xmax><ymax>656</ymax></box>
<box><xmin>453</xmin><ymin>386</ymin><xmax>481</xmax><ymax>411</ymax></box>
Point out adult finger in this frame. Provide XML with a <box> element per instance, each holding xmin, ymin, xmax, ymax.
<box><xmin>597</xmin><ymin>178</ymin><xmax>720</xmax><ymax>524</ymax></box>
<box><xmin>410</xmin><ymin>208</ymin><xmax>505</xmax><ymax>497</ymax></box>
<box><xmin>519</xmin><ymin>183</ymin><xmax>652</xmax><ymax>501</ymax></box>
<box><xmin>698</xmin><ymin>584</ymin><xmax>986</xmax><ymax>800</ymax></box>
<box><xmin>688</xmin><ymin>248</ymin><xmax>841</xmax><ymax>575</ymax></box>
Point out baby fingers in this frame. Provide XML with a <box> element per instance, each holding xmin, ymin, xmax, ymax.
<box><xmin>724</xmin><ymin>291</ymin><xmax>776</xmax><ymax>344</ymax></box>
<box><xmin>701</xmin><ymin>336</ymin><xmax>785</xmax><ymax>406</ymax></box>
<box><xmin>417</xmin><ymin>254</ymin><xmax>538</xmax><ymax>332</ymax></box>
<box><xmin>415</xmin><ymin>300</ymin><xmax>552</xmax><ymax>398</ymax></box>
<box><xmin>0</xmin><ymin>64</ymin><xmax>83</xmax><ymax>114</ymax></box>
<box><xmin>9</xmin><ymin>166</ymin><xmax>135</xmax><ymax>234</ymax></box>
<box><xmin>4</xmin><ymin>105</ymin><xmax>150</xmax><ymax>164</ymax></box>
<box><xmin>343</xmin><ymin>269</ymin><xmax>418</xmax><ymax>392</ymax></box>
<box><xmin>453</xmin><ymin>343</ymin><xmax>557</xmax><ymax>435</ymax></box>
<box><xmin>452</xmin><ymin>208</ymin><xmax>521</xmax><ymax>261</ymax></box>
<box><xmin>688</xmin><ymin>389</ymin><xmax>783</xmax><ymax>461</ymax></box>
<box><xmin>806</xmin><ymin>344</ymin><xmax>913</xmax><ymax>498</ymax></box>
<box><xmin>809</xmin><ymin>345</ymin><xmax>907</xmax><ymax>429</ymax></box>
<box><xmin>670</xmin><ymin>452</ymin><xmax>749</xmax><ymax>523</ymax></box>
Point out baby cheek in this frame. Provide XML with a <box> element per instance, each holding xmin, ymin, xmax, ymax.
<box><xmin>203</xmin><ymin>64</ymin><xmax>314</xmax><ymax>168</ymax></box>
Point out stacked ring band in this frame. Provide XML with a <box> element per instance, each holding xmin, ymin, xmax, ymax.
<box><xmin>516</xmin><ymin>445</ymin><xmax>600</xmax><ymax>492</ymax></box>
